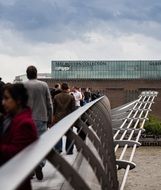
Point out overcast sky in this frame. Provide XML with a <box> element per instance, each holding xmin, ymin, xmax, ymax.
<box><xmin>1</xmin><ymin>0</ymin><xmax>161</xmax><ymax>82</ymax></box>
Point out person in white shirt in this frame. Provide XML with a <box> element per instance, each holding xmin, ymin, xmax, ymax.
<box><xmin>72</xmin><ymin>87</ymin><xmax>82</xmax><ymax>109</ymax></box>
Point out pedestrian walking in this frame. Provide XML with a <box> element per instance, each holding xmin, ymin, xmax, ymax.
<box><xmin>0</xmin><ymin>77</ymin><xmax>5</xmax><ymax>114</ymax></box>
<box><xmin>71</xmin><ymin>87</ymin><xmax>82</xmax><ymax>109</ymax></box>
<box><xmin>24</xmin><ymin>65</ymin><xmax>53</xmax><ymax>180</ymax></box>
<box><xmin>84</xmin><ymin>88</ymin><xmax>91</xmax><ymax>104</ymax></box>
<box><xmin>53</xmin><ymin>83</ymin><xmax>75</xmax><ymax>154</ymax></box>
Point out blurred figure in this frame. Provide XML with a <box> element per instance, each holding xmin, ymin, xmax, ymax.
<box><xmin>91</xmin><ymin>92</ymin><xmax>98</xmax><ymax>101</ymax></box>
<box><xmin>0</xmin><ymin>77</ymin><xmax>5</xmax><ymax>114</ymax></box>
<box><xmin>96</xmin><ymin>90</ymin><xmax>101</xmax><ymax>98</ymax></box>
<box><xmin>0</xmin><ymin>83</ymin><xmax>38</xmax><ymax>190</ymax></box>
<box><xmin>84</xmin><ymin>88</ymin><xmax>91</xmax><ymax>104</ymax></box>
<box><xmin>53</xmin><ymin>83</ymin><xmax>75</xmax><ymax>154</ymax></box>
<box><xmin>91</xmin><ymin>90</ymin><xmax>102</xmax><ymax>101</ymax></box>
<box><xmin>72</xmin><ymin>87</ymin><xmax>82</xmax><ymax>109</ymax></box>
<box><xmin>79</xmin><ymin>88</ymin><xmax>85</xmax><ymax>107</ymax></box>
<box><xmin>50</xmin><ymin>83</ymin><xmax>62</xmax><ymax>107</ymax></box>
<box><xmin>50</xmin><ymin>83</ymin><xmax>62</xmax><ymax>100</ymax></box>
<box><xmin>24</xmin><ymin>65</ymin><xmax>53</xmax><ymax>180</ymax></box>
<box><xmin>0</xmin><ymin>78</ymin><xmax>5</xmax><ymax>135</ymax></box>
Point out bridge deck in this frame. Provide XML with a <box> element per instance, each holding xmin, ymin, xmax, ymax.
<box><xmin>32</xmin><ymin>138</ymin><xmax>101</xmax><ymax>190</ymax></box>
<box><xmin>32</xmin><ymin>154</ymin><xmax>76</xmax><ymax>190</ymax></box>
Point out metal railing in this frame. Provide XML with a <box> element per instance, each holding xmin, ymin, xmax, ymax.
<box><xmin>112</xmin><ymin>91</ymin><xmax>158</xmax><ymax>190</ymax></box>
<box><xmin>0</xmin><ymin>91</ymin><xmax>158</xmax><ymax>190</ymax></box>
<box><xmin>0</xmin><ymin>96</ymin><xmax>118</xmax><ymax>190</ymax></box>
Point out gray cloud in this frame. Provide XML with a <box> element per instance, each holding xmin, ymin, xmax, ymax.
<box><xmin>1</xmin><ymin>0</ymin><xmax>161</xmax><ymax>83</ymax></box>
<box><xmin>0</xmin><ymin>0</ymin><xmax>161</xmax><ymax>43</ymax></box>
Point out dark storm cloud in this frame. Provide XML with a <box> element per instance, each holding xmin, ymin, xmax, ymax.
<box><xmin>1</xmin><ymin>0</ymin><xmax>161</xmax><ymax>42</ymax></box>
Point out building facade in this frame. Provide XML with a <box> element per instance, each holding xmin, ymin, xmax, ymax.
<box><xmin>41</xmin><ymin>60</ymin><xmax>161</xmax><ymax>119</ymax></box>
<box><xmin>51</xmin><ymin>60</ymin><xmax>161</xmax><ymax>79</ymax></box>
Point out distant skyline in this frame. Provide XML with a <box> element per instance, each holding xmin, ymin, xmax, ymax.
<box><xmin>1</xmin><ymin>0</ymin><xmax>161</xmax><ymax>82</ymax></box>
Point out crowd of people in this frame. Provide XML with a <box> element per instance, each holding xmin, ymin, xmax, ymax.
<box><xmin>0</xmin><ymin>66</ymin><xmax>102</xmax><ymax>190</ymax></box>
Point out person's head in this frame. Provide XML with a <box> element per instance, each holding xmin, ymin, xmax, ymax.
<box><xmin>0</xmin><ymin>77</ymin><xmax>2</xmax><ymax>81</ymax></box>
<box><xmin>2</xmin><ymin>83</ymin><xmax>28</xmax><ymax>114</ymax></box>
<box><xmin>61</xmin><ymin>83</ymin><xmax>69</xmax><ymax>91</ymax></box>
<box><xmin>54</xmin><ymin>83</ymin><xmax>61</xmax><ymax>89</ymax></box>
<box><xmin>26</xmin><ymin>66</ymin><xmax>37</xmax><ymax>79</ymax></box>
<box><xmin>74</xmin><ymin>86</ymin><xmax>79</xmax><ymax>90</ymax></box>
<box><xmin>79</xmin><ymin>87</ymin><xmax>81</xmax><ymax>92</ymax></box>
<box><xmin>74</xmin><ymin>86</ymin><xmax>80</xmax><ymax>92</ymax></box>
<box><xmin>85</xmin><ymin>88</ymin><xmax>89</xmax><ymax>92</ymax></box>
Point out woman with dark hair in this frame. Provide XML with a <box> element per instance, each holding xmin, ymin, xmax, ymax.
<box><xmin>0</xmin><ymin>83</ymin><xmax>38</xmax><ymax>190</ymax></box>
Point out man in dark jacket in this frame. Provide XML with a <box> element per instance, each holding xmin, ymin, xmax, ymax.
<box><xmin>53</xmin><ymin>83</ymin><xmax>75</xmax><ymax>154</ymax></box>
<box><xmin>84</xmin><ymin>88</ymin><xmax>91</xmax><ymax>103</ymax></box>
<box><xmin>50</xmin><ymin>83</ymin><xmax>62</xmax><ymax>100</ymax></box>
<box><xmin>50</xmin><ymin>83</ymin><xmax>62</xmax><ymax>110</ymax></box>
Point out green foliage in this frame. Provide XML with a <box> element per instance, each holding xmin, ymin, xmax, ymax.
<box><xmin>144</xmin><ymin>115</ymin><xmax>161</xmax><ymax>136</ymax></box>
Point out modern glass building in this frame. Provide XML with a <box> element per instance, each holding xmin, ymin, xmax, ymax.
<box><xmin>51</xmin><ymin>60</ymin><xmax>161</xmax><ymax>79</ymax></box>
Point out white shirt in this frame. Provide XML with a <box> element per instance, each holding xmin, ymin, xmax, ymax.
<box><xmin>73</xmin><ymin>90</ymin><xmax>82</xmax><ymax>107</ymax></box>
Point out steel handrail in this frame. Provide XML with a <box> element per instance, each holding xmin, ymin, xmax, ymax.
<box><xmin>113</xmin><ymin>91</ymin><xmax>158</xmax><ymax>190</ymax></box>
<box><xmin>0</xmin><ymin>97</ymin><xmax>104</xmax><ymax>190</ymax></box>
